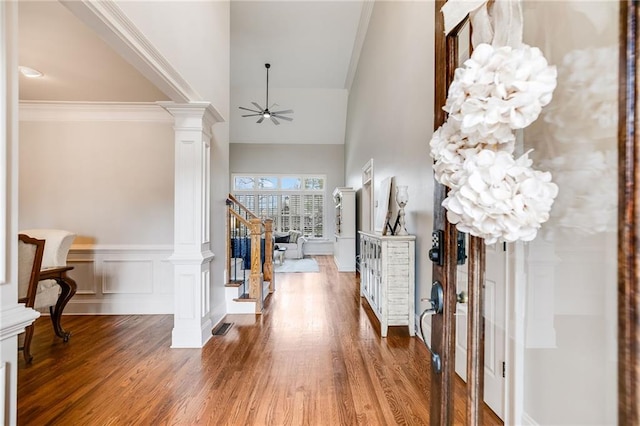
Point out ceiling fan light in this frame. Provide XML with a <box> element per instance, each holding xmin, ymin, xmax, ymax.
<box><xmin>18</xmin><ymin>66</ymin><xmax>43</xmax><ymax>78</ymax></box>
<box><xmin>263</xmin><ymin>112</ymin><xmax>271</xmax><ymax>118</ymax></box>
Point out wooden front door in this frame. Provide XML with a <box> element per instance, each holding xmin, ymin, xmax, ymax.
<box><xmin>427</xmin><ymin>1</ymin><xmax>639</xmax><ymax>425</ymax></box>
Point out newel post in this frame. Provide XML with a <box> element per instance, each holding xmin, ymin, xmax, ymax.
<box><xmin>160</xmin><ymin>101</ymin><xmax>223</xmax><ymax>348</ymax></box>
<box><xmin>249</xmin><ymin>218</ymin><xmax>263</xmax><ymax>312</ymax></box>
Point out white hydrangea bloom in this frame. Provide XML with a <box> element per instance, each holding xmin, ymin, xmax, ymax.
<box><xmin>444</xmin><ymin>43</ymin><xmax>557</xmax><ymax>143</ymax></box>
<box><xmin>430</xmin><ymin>120</ymin><xmax>514</xmax><ymax>190</ymax></box>
<box><xmin>442</xmin><ymin>150</ymin><xmax>559</xmax><ymax>244</ymax></box>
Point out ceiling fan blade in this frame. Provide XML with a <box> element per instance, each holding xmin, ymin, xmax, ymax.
<box><xmin>242</xmin><ymin>114</ymin><xmax>262</xmax><ymax>117</ymax></box>
<box><xmin>271</xmin><ymin>109</ymin><xmax>294</xmax><ymax>115</ymax></box>
<box><xmin>251</xmin><ymin>102</ymin><xmax>264</xmax><ymax>111</ymax></box>
<box><xmin>273</xmin><ymin>114</ymin><xmax>293</xmax><ymax>121</ymax></box>
<box><xmin>239</xmin><ymin>106</ymin><xmax>261</xmax><ymax>113</ymax></box>
<box><xmin>271</xmin><ymin>116</ymin><xmax>280</xmax><ymax>125</ymax></box>
<box><xmin>257</xmin><ymin>116</ymin><xmax>265</xmax><ymax>124</ymax></box>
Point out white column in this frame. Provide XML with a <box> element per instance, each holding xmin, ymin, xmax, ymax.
<box><xmin>160</xmin><ymin>102</ymin><xmax>222</xmax><ymax>348</ymax></box>
<box><xmin>1</xmin><ymin>2</ymin><xmax>40</xmax><ymax>424</ymax></box>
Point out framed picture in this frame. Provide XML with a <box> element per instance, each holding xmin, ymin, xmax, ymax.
<box><xmin>374</xmin><ymin>176</ymin><xmax>393</xmax><ymax>234</ymax></box>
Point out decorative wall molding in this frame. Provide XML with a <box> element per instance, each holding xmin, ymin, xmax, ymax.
<box><xmin>61</xmin><ymin>0</ymin><xmax>200</xmax><ymax>103</ymax></box>
<box><xmin>19</xmin><ymin>101</ymin><xmax>173</xmax><ymax>122</ymax></box>
<box><xmin>231</xmin><ymin>137</ymin><xmax>344</xmax><ymax>145</ymax></box>
<box><xmin>0</xmin><ymin>305</ymin><xmax>39</xmax><ymax>341</ymax></box>
<box><xmin>65</xmin><ymin>244</ymin><xmax>174</xmax><ymax>314</ymax></box>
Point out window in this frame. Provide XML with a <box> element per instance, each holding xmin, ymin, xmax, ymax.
<box><xmin>232</xmin><ymin>174</ymin><xmax>326</xmax><ymax>237</ymax></box>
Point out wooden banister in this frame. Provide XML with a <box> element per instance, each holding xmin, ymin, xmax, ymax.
<box><xmin>227</xmin><ymin>194</ymin><xmax>259</xmax><ymax>219</ymax></box>
<box><xmin>226</xmin><ymin>194</ymin><xmax>275</xmax><ymax>313</ymax></box>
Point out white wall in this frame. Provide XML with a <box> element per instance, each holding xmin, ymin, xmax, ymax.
<box><xmin>115</xmin><ymin>0</ymin><xmax>230</xmax><ymax>118</ymax></box>
<box><xmin>231</xmin><ymin>88</ymin><xmax>348</xmax><ymax>145</ymax></box>
<box><xmin>344</xmin><ymin>1</ymin><xmax>435</xmax><ymax>314</ymax></box>
<box><xmin>230</xmin><ymin>143</ymin><xmax>345</xmax><ymax>238</ymax></box>
<box><xmin>210</xmin><ymin>121</ymin><xmax>230</xmax><ymax>326</ymax></box>
<box><xmin>18</xmin><ymin>106</ymin><xmax>176</xmax><ymax>314</ymax></box>
<box><xmin>19</xmin><ymin>117</ymin><xmax>174</xmax><ymax>244</ymax></box>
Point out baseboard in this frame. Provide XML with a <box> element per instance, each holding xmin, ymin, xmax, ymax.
<box><xmin>303</xmin><ymin>239</ymin><xmax>333</xmax><ymax>255</ymax></box>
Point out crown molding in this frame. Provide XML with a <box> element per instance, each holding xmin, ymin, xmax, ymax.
<box><xmin>158</xmin><ymin>101</ymin><xmax>225</xmax><ymax>132</ymax></box>
<box><xmin>230</xmin><ymin>138</ymin><xmax>344</xmax><ymax>145</ymax></box>
<box><xmin>61</xmin><ymin>0</ymin><xmax>200</xmax><ymax>103</ymax></box>
<box><xmin>344</xmin><ymin>0</ymin><xmax>375</xmax><ymax>91</ymax></box>
<box><xmin>19</xmin><ymin>101</ymin><xmax>173</xmax><ymax>122</ymax></box>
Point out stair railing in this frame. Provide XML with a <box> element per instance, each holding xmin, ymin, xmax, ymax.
<box><xmin>226</xmin><ymin>195</ymin><xmax>274</xmax><ymax>312</ymax></box>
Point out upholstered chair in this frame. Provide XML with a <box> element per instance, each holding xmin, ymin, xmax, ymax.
<box><xmin>19</xmin><ymin>229</ymin><xmax>76</xmax><ymax>312</ymax></box>
<box><xmin>273</xmin><ymin>230</ymin><xmax>306</xmax><ymax>259</ymax></box>
<box><xmin>18</xmin><ymin>234</ymin><xmax>45</xmax><ymax>363</ymax></box>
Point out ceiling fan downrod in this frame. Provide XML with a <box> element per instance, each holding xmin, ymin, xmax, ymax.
<box><xmin>265</xmin><ymin>63</ymin><xmax>270</xmax><ymax>117</ymax></box>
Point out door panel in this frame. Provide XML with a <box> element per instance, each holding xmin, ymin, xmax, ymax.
<box><xmin>455</xmin><ymin>239</ymin><xmax>506</xmax><ymax>419</ymax></box>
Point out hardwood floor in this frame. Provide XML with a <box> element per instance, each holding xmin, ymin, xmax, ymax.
<box><xmin>18</xmin><ymin>256</ymin><xmax>502</xmax><ymax>425</ymax></box>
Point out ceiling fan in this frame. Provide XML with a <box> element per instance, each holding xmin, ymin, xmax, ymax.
<box><xmin>239</xmin><ymin>63</ymin><xmax>294</xmax><ymax>125</ymax></box>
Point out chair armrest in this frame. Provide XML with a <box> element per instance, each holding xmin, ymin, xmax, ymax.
<box><xmin>297</xmin><ymin>237</ymin><xmax>307</xmax><ymax>257</ymax></box>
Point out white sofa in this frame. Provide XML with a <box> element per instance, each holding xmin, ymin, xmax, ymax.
<box><xmin>273</xmin><ymin>230</ymin><xmax>306</xmax><ymax>259</ymax></box>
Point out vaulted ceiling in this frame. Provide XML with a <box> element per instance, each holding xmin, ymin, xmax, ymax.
<box><xmin>17</xmin><ymin>0</ymin><xmax>366</xmax><ymax>106</ymax></box>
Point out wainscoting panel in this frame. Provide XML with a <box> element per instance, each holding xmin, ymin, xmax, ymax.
<box><xmin>65</xmin><ymin>245</ymin><xmax>173</xmax><ymax>314</ymax></box>
<box><xmin>67</xmin><ymin>260</ymin><xmax>96</xmax><ymax>295</ymax></box>
<box><xmin>102</xmin><ymin>260</ymin><xmax>154</xmax><ymax>294</ymax></box>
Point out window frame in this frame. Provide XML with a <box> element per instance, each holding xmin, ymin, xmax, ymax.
<box><xmin>232</xmin><ymin>173</ymin><xmax>326</xmax><ymax>238</ymax></box>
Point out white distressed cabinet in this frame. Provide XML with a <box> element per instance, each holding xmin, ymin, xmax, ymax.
<box><xmin>333</xmin><ymin>187</ymin><xmax>356</xmax><ymax>272</ymax></box>
<box><xmin>358</xmin><ymin>231</ymin><xmax>416</xmax><ymax>337</ymax></box>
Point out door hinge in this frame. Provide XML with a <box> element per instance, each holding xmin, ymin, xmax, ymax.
<box><xmin>502</xmin><ymin>361</ymin><xmax>506</xmax><ymax>378</ymax></box>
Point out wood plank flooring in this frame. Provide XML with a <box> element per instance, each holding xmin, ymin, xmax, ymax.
<box><xmin>18</xmin><ymin>255</ymin><xmax>502</xmax><ymax>425</ymax></box>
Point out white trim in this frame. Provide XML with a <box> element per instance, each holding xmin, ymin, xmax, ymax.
<box><xmin>70</xmin><ymin>243</ymin><xmax>174</xmax><ymax>253</ymax></box>
<box><xmin>19</xmin><ymin>101</ymin><xmax>173</xmax><ymax>123</ymax></box>
<box><xmin>0</xmin><ymin>305</ymin><xmax>39</xmax><ymax>341</ymax></box>
<box><xmin>65</xmin><ymin>244</ymin><xmax>174</xmax><ymax>314</ymax></box>
<box><xmin>0</xmin><ymin>362</ymin><xmax>5</xmax><ymax>424</ymax></box>
<box><xmin>61</xmin><ymin>0</ymin><xmax>200</xmax><ymax>104</ymax></box>
<box><xmin>61</xmin><ymin>297</ymin><xmax>173</xmax><ymax>315</ymax></box>
<box><xmin>231</xmin><ymin>137</ymin><xmax>344</xmax><ymax>145</ymax></box>
<box><xmin>506</xmin><ymin>241</ymin><xmax>527</xmax><ymax>425</ymax></box>
<box><xmin>344</xmin><ymin>0</ymin><xmax>375</xmax><ymax>91</ymax></box>
<box><xmin>158</xmin><ymin>101</ymin><xmax>224</xmax><ymax>133</ymax></box>
<box><xmin>232</xmin><ymin>173</ymin><xmax>327</xmax><ymax>191</ymax></box>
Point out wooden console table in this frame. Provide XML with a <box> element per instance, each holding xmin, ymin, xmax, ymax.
<box><xmin>39</xmin><ymin>266</ymin><xmax>77</xmax><ymax>342</ymax></box>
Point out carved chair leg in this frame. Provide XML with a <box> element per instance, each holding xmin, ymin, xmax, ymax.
<box><xmin>22</xmin><ymin>324</ymin><xmax>35</xmax><ymax>364</ymax></box>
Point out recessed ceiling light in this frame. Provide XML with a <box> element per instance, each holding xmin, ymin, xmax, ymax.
<box><xmin>18</xmin><ymin>66</ymin><xmax>43</xmax><ymax>78</ymax></box>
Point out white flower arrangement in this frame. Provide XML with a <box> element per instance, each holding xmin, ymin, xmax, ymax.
<box><xmin>430</xmin><ymin>42</ymin><xmax>558</xmax><ymax>244</ymax></box>
<box><xmin>444</xmin><ymin>43</ymin><xmax>557</xmax><ymax>143</ymax></box>
<box><xmin>430</xmin><ymin>119</ymin><xmax>514</xmax><ymax>190</ymax></box>
<box><xmin>442</xmin><ymin>150</ymin><xmax>558</xmax><ymax>244</ymax></box>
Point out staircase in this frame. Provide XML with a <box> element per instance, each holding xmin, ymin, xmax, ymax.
<box><xmin>225</xmin><ymin>194</ymin><xmax>274</xmax><ymax>314</ymax></box>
